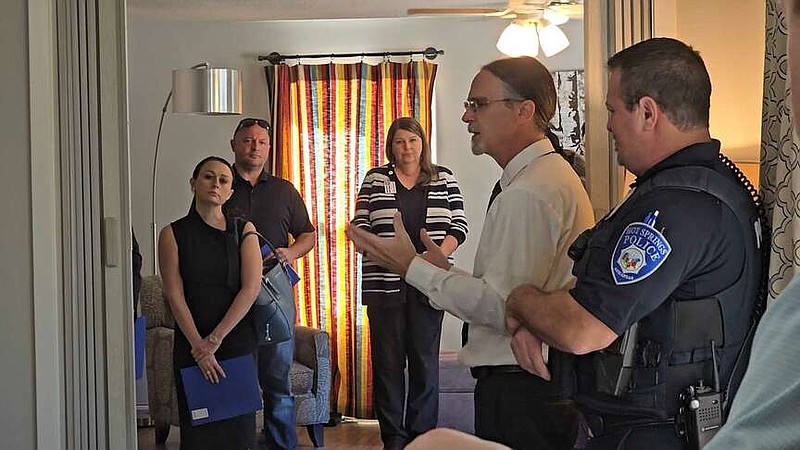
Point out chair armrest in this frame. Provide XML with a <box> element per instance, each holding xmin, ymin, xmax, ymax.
<box><xmin>294</xmin><ymin>325</ymin><xmax>327</xmax><ymax>370</ymax></box>
<box><xmin>294</xmin><ymin>326</ymin><xmax>331</xmax><ymax>407</ymax></box>
<box><xmin>145</xmin><ymin>326</ymin><xmax>180</xmax><ymax>426</ymax></box>
<box><xmin>140</xmin><ymin>275</ymin><xmax>174</xmax><ymax>329</ymax></box>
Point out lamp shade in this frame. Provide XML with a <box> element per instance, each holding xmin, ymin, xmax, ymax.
<box><xmin>496</xmin><ymin>22</ymin><xmax>539</xmax><ymax>58</ymax></box>
<box><xmin>538</xmin><ymin>24</ymin><xmax>570</xmax><ymax>57</ymax></box>
<box><xmin>171</xmin><ymin>67</ymin><xmax>242</xmax><ymax>115</ymax></box>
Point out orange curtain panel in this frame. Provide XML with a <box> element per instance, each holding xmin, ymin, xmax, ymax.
<box><xmin>271</xmin><ymin>60</ymin><xmax>437</xmax><ymax>417</ymax></box>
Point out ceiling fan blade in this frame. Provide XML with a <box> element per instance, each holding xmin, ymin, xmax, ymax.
<box><xmin>407</xmin><ymin>7</ymin><xmax>505</xmax><ymax>16</ymax></box>
<box><xmin>548</xmin><ymin>4</ymin><xmax>583</xmax><ymax>18</ymax></box>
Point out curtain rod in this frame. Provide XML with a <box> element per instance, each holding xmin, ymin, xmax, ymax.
<box><xmin>258</xmin><ymin>47</ymin><xmax>444</xmax><ymax>64</ymax></box>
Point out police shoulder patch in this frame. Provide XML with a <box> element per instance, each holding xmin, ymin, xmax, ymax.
<box><xmin>611</xmin><ymin>221</ymin><xmax>671</xmax><ymax>285</ymax></box>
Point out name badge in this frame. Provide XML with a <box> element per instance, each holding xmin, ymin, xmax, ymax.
<box><xmin>611</xmin><ymin>221</ymin><xmax>671</xmax><ymax>285</ymax></box>
<box><xmin>386</xmin><ymin>181</ymin><xmax>396</xmax><ymax>194</ymax></box>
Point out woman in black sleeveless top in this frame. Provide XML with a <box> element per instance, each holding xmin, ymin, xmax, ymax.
<box><xmin>158</xmin><ymin>156</ymin><xmax>262</xmax><ymax>449</ymax></box>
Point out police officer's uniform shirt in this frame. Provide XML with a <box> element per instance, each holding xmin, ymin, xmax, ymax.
<box><xmin>405</xmin><ymin>139</ymin><xmax>595</xmax><ymax>367</ymax></box>
<box><xmin>223</xmin><ymin>167</ymin><xmax>315</xmax><ymax>248</ymax></box>
<box><xmin>570</xmin><ymin>141</ymin><xmax>745</xmax><ymax>336</ymax></box>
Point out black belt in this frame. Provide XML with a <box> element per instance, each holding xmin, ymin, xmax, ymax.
<box><xmin>470</xmin><ymin>364</ymin><xmax>525</xmax><ymax>379</ymax></box>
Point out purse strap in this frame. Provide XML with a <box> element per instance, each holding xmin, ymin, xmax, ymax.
<box><xmin>241</xmin><ymin>230</ymin><xmax>264</xmax><ymax>245</ymax></box>
<box><xmin>237</xmin><ymin>225</ymin><xmax>291</xmax><ymax>276</ymax></box>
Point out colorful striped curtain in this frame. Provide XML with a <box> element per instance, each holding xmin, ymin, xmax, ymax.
<box><xmin>270</xmin><ymin>61</ymin><xmax>437</xmax><ymax>418</ymax></box>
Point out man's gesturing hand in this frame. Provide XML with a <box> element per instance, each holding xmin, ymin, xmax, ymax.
<box><xmin>346</xmin><ymin>212</ymin><xmax>417</xmax><ymax>276</ymax></box>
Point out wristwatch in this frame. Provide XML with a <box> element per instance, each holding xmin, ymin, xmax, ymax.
<box><xmin>208</xmin><ymin>333</ymin><xmax>221</xmax><ymax>345</ymax></box>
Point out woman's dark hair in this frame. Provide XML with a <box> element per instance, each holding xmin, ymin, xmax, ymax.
<box><xmin>189</xmin><ymin>156</ymin><xmax>233</xmax><ymax>212</ymax></box>
<box><xmin>482</xmin><ymin>56</ymin><xmax>557</xmax><ymax>132</ymax></box>
<box><xmin>192</xmin><ymin>156</ymin><xmax>233</xmax><ymax>179</ymax></box>
<box><xmin>385</xmin><ymin>117</ymin><xmax>438</xmax><ymax>186</ymax></box>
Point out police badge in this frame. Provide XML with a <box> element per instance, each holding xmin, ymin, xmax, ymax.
<box><xmin>611</xmin><ymin>211</ymin><xmax>672</xmax><ymax>285</ymax></box>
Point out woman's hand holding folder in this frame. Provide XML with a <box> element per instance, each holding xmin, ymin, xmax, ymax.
<box><xmin>197</xmin><ymin>353</ymin><xmax>226</xmax><ymax>384</ymax></box>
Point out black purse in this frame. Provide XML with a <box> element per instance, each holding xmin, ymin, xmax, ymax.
<box><xmin>238</xmin><ymin>229</ymin><xmax>294</xmax><ymax>346</ymax></box>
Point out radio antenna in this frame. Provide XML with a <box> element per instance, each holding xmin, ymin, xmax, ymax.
<box><xmin>711</xmin><ymin>340</ymin><xmax>720</xmax><ymax>393</ymax></box>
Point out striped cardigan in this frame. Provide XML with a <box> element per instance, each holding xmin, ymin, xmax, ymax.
<box><xmin>352</xmin><ymin>164</ymin><xmax>469</xmax><ymax>305</ymax></box>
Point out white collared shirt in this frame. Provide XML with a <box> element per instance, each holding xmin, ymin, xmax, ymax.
<box><xmin>406</xmin><ymin>139</ymin><xmax>595</xmax><ymax>366</ymax></box>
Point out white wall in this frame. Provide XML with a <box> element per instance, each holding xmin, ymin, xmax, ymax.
<box><xmin>127</xmin><ymin>15</ymin><xmax>584</xmax><ymax>350</ymax></box>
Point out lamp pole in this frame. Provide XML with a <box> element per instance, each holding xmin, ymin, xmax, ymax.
<box><xmin>150</xmin><ymin>90</ymin><xmax>173</xmax><ymax>275</ymax></box>
<box><xmin>149</xmin><ymin>62</ymin><xmax>242</xmax><ymax>275</ymax></box>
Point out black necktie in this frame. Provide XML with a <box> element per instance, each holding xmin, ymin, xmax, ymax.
<box><xmin>462</xmin><ymin>179</ymin><xmax>503</xmax><ymax>347</ymax></box>
<box><xmin>487</xmin><ymin>179</ymin><xmax>503</xmax><ymax>211</ymax></box>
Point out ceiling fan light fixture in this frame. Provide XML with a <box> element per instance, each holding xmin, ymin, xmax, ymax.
<box><xmin>538</xmin><ymin>23</ymin><xmax>570</xmax><ymax>57</ymax></box>
<box><xmin>543</xmin><ymin>9</ymin><xmax>569</xmax><ymax>26</ymax></box>
<box><xmin>496</xmin><ymin>21</ymin><xmax>539</xmax><ymax>58</ymax></box>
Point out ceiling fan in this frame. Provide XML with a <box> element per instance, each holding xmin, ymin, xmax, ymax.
<box><xmin>408</xmin><ymin>0</ymin><xmax>583</xmax><ymax>20</ymax></box>
<box><xmin>408</xmin><ymin>1</ymin><xmax>583</xmax><ymax>57</ymax></box>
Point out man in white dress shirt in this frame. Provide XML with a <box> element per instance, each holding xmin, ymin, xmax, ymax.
<box><xmin>347</xmin><ymin>56</ymin><xmax>594</xmax><ymax>449</ymax></box>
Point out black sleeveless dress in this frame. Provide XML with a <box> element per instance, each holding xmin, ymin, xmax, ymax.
<box><xmin>171</xmin><ymin>208</ymin><xmax>257</xmax><ymax>450</ymax></box>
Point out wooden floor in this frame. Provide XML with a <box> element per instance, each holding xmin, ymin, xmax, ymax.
<box><xmin>137</xmin><ymin>418</ymin><xmax>383</xmax><ymax>450</ymax></box>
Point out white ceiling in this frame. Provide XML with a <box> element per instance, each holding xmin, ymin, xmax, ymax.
<box><xmin>126</xmin><ymin>0</ymin><xmax>513</xmax><ymax>21</ymax></box>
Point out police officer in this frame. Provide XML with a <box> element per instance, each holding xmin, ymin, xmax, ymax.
<box><xmin>505</xmin><ymin>37</ymin><xmax>762</xmax><ymax>449</ymax></box>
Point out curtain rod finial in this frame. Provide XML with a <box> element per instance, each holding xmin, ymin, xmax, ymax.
<box><xmin>263</xmin><ymin>52</ymin><xmax>283</xmax><ymax>65</ymax></box>
<box><xmin>424</xmin><ymin>47</ymin><xmax>444</xmax><ymax>60</ymax></box>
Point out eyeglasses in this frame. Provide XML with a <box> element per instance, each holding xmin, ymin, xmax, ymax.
<box><xmin>463</xmin><ymin>98</ymin><xmax>525</xmax><ymax>113</ymax></box>
<box><xmin>234</xmin><ymin>117</ymin><xmax>271</xmax><ymax>134</ymax></box>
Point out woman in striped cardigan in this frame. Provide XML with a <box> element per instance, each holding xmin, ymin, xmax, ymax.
<box><xmin>352</xmin><ymin>117</ymin><xmax>468</xmax><ymax>450</ymax></box>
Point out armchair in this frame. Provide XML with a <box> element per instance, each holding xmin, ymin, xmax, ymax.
<box><xmin>140</xmin><ymin>275</ymin><xmax>331</xmax><ymax>446</ymax></box>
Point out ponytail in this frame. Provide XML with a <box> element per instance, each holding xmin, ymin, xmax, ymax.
<box><xmin>546</xmin><ymin>128</ymin><xmax>586</xmax><ymax>187</ymax></box>
<box><xmin>546</xmin><ymin>129</ymin><xmax>572</xmax><ymax>165</ymax></box>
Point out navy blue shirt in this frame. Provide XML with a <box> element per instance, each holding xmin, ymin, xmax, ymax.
<box><xmin>569</xmin><ymin>140</ymin><xmax>762</xmax><ymax>445</ymax></box>
<box><xmin>570</xmin><ymin>141</ymin><xmax>746</xmax><ymax>335</ymax></box>
<box><xmin>395</xmin><ymin>180</ymin><xmax>428</xmax><ymax>254</ymax></box>
<box><xmin>223</xmin><ymin>167</ymin><xmax>315</xmax><ymax>249</ymax></box>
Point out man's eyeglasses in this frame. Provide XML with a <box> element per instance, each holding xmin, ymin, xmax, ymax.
<box><xmin>463</xmin><ymin>98</ymin><xmax>525</xmax><ymax>113</ymax></box>
<box><xmin>234</xmin><ymin>118</ymin><xmax>271</xmax><ymax>134</ymax></box>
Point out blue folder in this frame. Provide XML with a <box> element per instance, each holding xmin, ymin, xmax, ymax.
<box><xmin>134</xmin><ymin>315</ymin><xmax>146</xmax><ymax>380</ymax></box>
<box><xmin>179</xmin><ymin>354</ymin><xmax>262</xmax><ymax>426</ymax></box>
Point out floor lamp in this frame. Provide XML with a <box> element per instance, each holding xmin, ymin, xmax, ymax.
<box><xmin>150</xmin><ymin>62</ymin><xmax>242</xmax><ymax>274</ymax></box>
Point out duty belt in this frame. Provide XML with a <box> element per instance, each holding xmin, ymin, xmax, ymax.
<box><xmin>585</xmin><ymin>413</ymin><xmax>677</xmax><ymax>435</ymax></box>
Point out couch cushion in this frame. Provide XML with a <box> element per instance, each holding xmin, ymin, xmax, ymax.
<box><xmin>438</xmin><ymin>351</ymin><xmax>475</xmax><ymax>433</ymax></box>
<box><xmin>290</xmin><ymin>361</ymin><xmax>314</xmax><ymax>395</ymax></box>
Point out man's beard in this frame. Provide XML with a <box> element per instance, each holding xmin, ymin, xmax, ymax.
<box><xmin>470</xmin><ymin>138</ymin><xmax>485</xmax><ymax>156</ymax></box>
